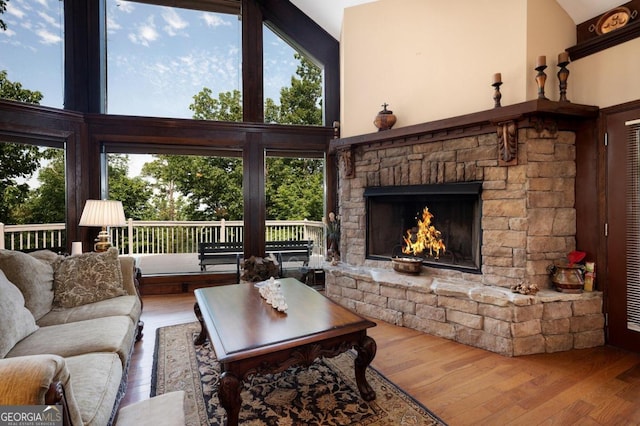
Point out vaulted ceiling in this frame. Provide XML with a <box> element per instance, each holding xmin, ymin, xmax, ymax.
<box><xmin>290</xmin><ymin>0</ymin><xmax>626</xmax><ymax>39</ymax></box>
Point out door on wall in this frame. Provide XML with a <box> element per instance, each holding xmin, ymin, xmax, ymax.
<box><xmin>606</xmin><ymin>105</ymin><xmax>640</xmax><ymax>352</ymax></box>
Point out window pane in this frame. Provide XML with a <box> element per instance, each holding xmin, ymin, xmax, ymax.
<box><xmin>106</xmin><ymin>152</ymin><xmax>244</xmax><ymax>275</ymax></box>
<box><xmin>1</xmin><ymin>142</ymin><xmax>66</xmax><ymax>251</ymax></box>
<box><xmin>263</xmin><ymin>24</ymin><xmax>323</xmax><ymax>125</ymax></box>
<box><xmin>265</xmin><ymin>153</ymin><xmax>325</xmax><ymax>274</ymax></box>
<box><xmin>0</xmin><ymin>0</ymin><xmax>64</xmax><ymax>108</ymax></box>
<box><xmin>106</xmin><ymin>0</ymin><xmax>241</xmax><ymax>119</ymax></box>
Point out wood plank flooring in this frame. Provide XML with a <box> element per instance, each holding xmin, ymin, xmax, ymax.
<box><xmin>119</xmin><ymin>293</ymin><xmax>640</xmax><ymax>425</ymax></box>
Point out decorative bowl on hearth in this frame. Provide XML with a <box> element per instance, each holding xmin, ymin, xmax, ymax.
<box><xmin>391</xmin><ymin>257</ymin><xmax>423</xmax><ymax>274</ymax></box>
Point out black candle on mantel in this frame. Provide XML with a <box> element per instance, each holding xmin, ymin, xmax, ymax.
<box><xmin>373</xmin><ymin>103</ymin><xmax>397</xmax><ymax>131</ymax></box>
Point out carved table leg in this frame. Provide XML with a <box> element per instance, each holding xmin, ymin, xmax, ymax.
<box><xmin>354</xmin><ymin>335</ymin><xmax>377</xmax><ymax>401</ymax></box>
<box><xmin>193</xmin><ymin>302</ymin><xmax>207</xmax><ymax>345</ymax></box>
<box><xmin>219</xmin><ymin>371</ymin><xmax>242</xmax><ymax>426</ymax></box>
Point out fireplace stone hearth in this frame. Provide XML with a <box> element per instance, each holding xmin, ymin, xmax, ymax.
<box><xmin>328</xmin><ymin>100</ymin><xmax>603</xmax><ymax>355</ymax></box>
<box><xmin>324</xmin><ymin>264</ymin><xmax>603</xmax><ymax>356</ymax></box>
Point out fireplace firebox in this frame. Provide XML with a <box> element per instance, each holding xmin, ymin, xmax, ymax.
<box><xmin>364</xmin><ymin>182</ymin><xmax>482</xmax><ymax>272</ymax></box>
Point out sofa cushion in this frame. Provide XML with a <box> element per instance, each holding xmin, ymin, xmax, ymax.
<box><xmin>66</xmin><ymin>353</ymin><xmax>124</xmax><ymax>426</ymax></box>
<box><xmin>54</xmin><ymin>247</ymin><xmax>127</xmax><ymax>309</ymax></box>
<box><xmin>28</xmin><ymin>249</ymin><xmax>65</xmax><ymax>269</ymax></box>
<box><xmin>0</xmin><ymin>249</ymin><xmax>55</xmax><ymax>320</ymax></box>
<box><xmin>38</xmin><ymin>295</ymin><xmax>141</xmax><ymax>327</ymax></box>
<box><xmin>0</xmin><ymin>270</ymin><xmax>39</xmax><ymax>358</ymax></box>
<box><xmin>6</xmin><ymin>316</ymin><xmax>135</xmax><ymax>366</ymax></box>
<box><xmin>116</xmin><ymin>391</ymin><xmax>186</xmax><ymax>426</ymax></box>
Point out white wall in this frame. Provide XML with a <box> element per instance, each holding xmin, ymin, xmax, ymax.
<box><xmin>340</xmin><ymin>0</ymin><xmax>639</xmax><ymax>137</ymax></box>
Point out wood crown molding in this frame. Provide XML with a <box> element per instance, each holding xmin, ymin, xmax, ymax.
<box><xmin>568</xmin><ymin>0</ymin><xmax>640</xmax><ymax>61</ymax></box>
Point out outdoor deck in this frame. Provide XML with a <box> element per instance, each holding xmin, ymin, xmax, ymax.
<box><xmin>133</xmin><ymin>252</ymin><xmax>326</xmax><ymax>275</ymax></box>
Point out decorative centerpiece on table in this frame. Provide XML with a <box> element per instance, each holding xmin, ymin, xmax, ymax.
<box><xmin>255</xmin><ymin>277</ymin><xmax>288</xmax><ymax>312</ymax></box>
<box><xmin>393</xmin><ymin>207</ymin><xmax>446</xmax><ymax>274</ymax></box>
<box><xmin>324</xmin><ymin>211</ymin><xmax>340</xmax><ymax>264</ymax></box>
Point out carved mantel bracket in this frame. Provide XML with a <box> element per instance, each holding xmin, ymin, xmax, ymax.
<box><xmin>496</xmin><ymin>120</ymin><xmax>518</xmax><ymax>166</ymax></box>
<box><xmin>340</xmin><ymin>146</ymin><xmax>355</xmax><ymax>178</ymax></box>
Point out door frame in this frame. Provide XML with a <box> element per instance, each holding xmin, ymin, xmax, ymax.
<box><xmin>602</xmin><ymin>100</ymin><xmax>640</xmax><ymax>352</ymax></box>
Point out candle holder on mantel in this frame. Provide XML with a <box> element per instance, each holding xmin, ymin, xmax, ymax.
<box><xmin>492</xmin><ymin>81</ymin><xmax>503</xmax><ymax>108</ymax></box>
<box><xmin>535</xmin><ymin>56</ymin><xmax>548</xmax><ymax>100</ymax></box>
<box><xmin>557</xmin><ymin>53</ymin><xmax>570</xmax><ymax>102</ymax></box>
<box><xmin>373</xmin><ymin>103</ymin><xmax>397</xmax><ymax>131</ymax></box>
<box><xmin>491</xmin><ymin>72</ymin><xmax>502</xmax><ymax>107</ymax></box>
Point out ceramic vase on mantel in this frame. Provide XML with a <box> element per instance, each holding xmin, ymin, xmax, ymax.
<box><xmin>374</xmin><ymin>103</ymin><xmax>397</xmax><ymax>131</ymax></box>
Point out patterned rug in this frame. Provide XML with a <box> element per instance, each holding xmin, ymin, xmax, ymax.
<box><xmin>151</xmin><ymin>321</ymin><xmax>446</xmax><ymax>426</ymax></box>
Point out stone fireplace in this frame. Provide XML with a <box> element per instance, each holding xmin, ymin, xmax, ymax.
<box><xmin>326</xmin><ymin>100</ymin><xmax>605</xmax><ymax>356</ymax></box>
<box><xmin>365</xmin><ymin>182</ymin><xmax>482</xmax><ymax>272</ymax></box>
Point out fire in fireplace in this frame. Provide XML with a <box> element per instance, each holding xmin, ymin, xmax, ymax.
<box><xmin>364</xmin><ymin>182</ymin><xmax>482</xmax><ymax>272</ymax></box>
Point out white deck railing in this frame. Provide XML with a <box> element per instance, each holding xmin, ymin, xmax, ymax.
<box><xmin>0</xmin><ymin>219</ymin><xmax>326</xmax><ymax>256</ymax></box>
<box><xmin>0</xmin><ymin>222</ymin><xmax>67</xmax><ymax>251</ymax></box>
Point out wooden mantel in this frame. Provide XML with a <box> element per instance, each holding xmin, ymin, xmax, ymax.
<box><xmin>330</xmin><ymin>99</ymin><xmax>599</xmax><ymax>153</ymax></box>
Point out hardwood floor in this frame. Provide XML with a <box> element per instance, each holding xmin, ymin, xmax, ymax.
<box><xmin>120</xmin><ymin>293</ymin><xmax>640</xmax><ymax>425</ymax></box>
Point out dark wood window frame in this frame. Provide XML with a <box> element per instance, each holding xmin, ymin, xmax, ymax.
<box><xmin>55</xmin><ymin>0</ymin><xmax>340</xmax><ymax>266</ymax></box>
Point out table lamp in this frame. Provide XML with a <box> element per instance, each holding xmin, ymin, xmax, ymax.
<box><xmin>79</xmin><ymin>199</ymin><xmax>126</xmax><ymax>252</ymax></box>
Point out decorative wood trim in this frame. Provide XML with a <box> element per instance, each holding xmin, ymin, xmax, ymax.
<box><xmin>340</xmin><ymin>147</ymin><xmax>355</xmax><ymax>178</ymax></box>
<box><xmin>576</xmin><ymin>0</ymin><xmax>640</xmax><ymax>43</ymax></box>
<box><xmin>45</xmin><ymin>382</ymin><xmax>71</xmax><ymax>426</ymax></box>
<box><xmin>330</xmin><ymin>99</ymin><xmax>599</xmax><ymax>153</ymax></box>
<box><xmin>568</xmin><ymin>20</ymin><xmax>640</xmax><ymax>60</ymax></box>
<box><xmin>496</xmin><ymin>120</ymin><xmax>518</xmax><ymax>166</ymax></box>
<box><xmin>569</xmin><ymin>0</ymin><xmax>640</xmax><ymax>61</ymax></box>
<box><xmin>530</xmin><ymin>117</ymin><xmax>559</xmax><ymax>139</ymax></box>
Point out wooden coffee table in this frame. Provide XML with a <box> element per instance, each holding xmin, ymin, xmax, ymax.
<box><xmin>193</xmin><ymin>278</ymin><xmax>377</xmax><ymax>426</ymax></box>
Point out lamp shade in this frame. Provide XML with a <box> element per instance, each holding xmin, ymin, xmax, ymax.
<box><xmin>79</xmin><ymin>200</ymin><xmax>127</xmax><ymax>227</ymax></box>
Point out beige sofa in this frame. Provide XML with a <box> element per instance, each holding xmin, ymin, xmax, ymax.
<box><xmin>0</xmin><ymin>247</ymin><xmax>143</xmax><ymax>426</ymax></box>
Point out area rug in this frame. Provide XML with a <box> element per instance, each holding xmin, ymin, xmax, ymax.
<box><xmin>151</xmin><ymin>321</ymin><xmax>446</xmax><ymax>426</ymax></box>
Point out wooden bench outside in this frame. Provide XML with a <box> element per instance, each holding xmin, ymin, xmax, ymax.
<box><xmin>198</xmin><ymin>240</ymin><xmax>313</xmax><ymax>279</ymax></box>
<box><xmin>266</xmin><ymin>240</ymin><xmax>314</xmax><ymax>274</ymax></box>
<box><xmin>198</xmin><ymin>242</ymin><xmax>243</xmax><ymax>281</ymax></box>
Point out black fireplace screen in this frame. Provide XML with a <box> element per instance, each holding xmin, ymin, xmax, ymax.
<box><xmin>364</xmin><ymin>182</ymin><xmax>482</xmax><ymax>272</ymax></box>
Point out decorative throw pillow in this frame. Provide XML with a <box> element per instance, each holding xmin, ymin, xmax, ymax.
<box><xmin>53</xmin><ymin>247</ymin><xmax>126</xmax><ymax>309</ymax></box>
<box><xmin>0</xmin><ymin>269</ymin><xmax>39</xmax><ymax>358</ymax></box>
<box><xmin>0</xmin><ymin>249</ymin><xmax>55</xmax><ymax>320</ymax></box>
<box><xmin>29</xmin><ymin>249</ymin><xmax>65</xmax><ymax>271</ymax></box>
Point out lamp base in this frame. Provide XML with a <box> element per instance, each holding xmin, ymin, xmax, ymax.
<box><xmin>94</xmin><ymin>229</ymin><xmax>112</xmax><ymax>252</ymax></box>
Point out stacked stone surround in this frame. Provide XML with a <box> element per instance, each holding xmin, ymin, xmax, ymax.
<box><xmin>325</xmin><ymin>265</ymin><xmax>604</xmax><ymax>356</ymax></box>
<box><xmin>330</xmin><ymin>122</ymin><xmax>605</xmax><ymax>355</ymax></box>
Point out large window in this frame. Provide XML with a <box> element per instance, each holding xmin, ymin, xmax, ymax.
<box><xmin>106</xmin><ymin>0</ymin><xmax>241</xmax><ymax>118</ymax></box>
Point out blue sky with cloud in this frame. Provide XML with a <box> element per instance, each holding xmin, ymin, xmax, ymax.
<box><xmin>1</xmin><ymin>0</ymin><xmax>301</xmax><ymax>119</ymax></box>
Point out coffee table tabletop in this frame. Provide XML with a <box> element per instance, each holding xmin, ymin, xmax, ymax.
<box><xmin>194</xmin><ymin>278</ymin><xmax>377</xmax><ymax>426</ymax></box>
<box><xmin>195</xmin><ymin>277</ymin><xmax>375</xmax><ymax>360</ymax></box>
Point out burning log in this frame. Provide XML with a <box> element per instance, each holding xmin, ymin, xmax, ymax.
<box><xmin>402</xmin><ymin>207</ymin><xmax>446</xmax><ymax>259</ymax></box>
